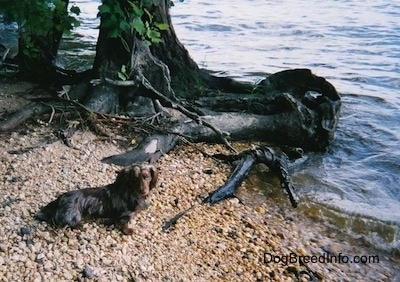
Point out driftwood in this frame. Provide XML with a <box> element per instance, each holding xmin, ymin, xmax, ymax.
<box><xmin>100</xmin><ymin>68</ymin><xmax>341</xmax><ymax>168</ymax></box>
<box><xmin>206</xmin><ymin>146</ymin><xmax>299</xmax><ymax>207</ymax></box>
<box><xmin>162</xmin><ymin>146</ymin><xmax>299</xmax><ymax>232</ymax></box>
<box><xmin>0</xmin><ymin>102</ymin><xmax>51</xmax><ymax>131</ymax></box>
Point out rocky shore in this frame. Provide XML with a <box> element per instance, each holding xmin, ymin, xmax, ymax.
<box><xmin>0</xmin><ymin>82</ymin><xmax>399</xmax><ymax>281</ymax></box>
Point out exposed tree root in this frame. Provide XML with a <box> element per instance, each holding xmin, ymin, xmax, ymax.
<box><xmin>0</xmin><ymin>102</ymin><xmax>52</xmax><ymax>131</ymax></box>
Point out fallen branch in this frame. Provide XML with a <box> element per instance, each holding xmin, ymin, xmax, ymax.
<box><xmin>0</xmin><ymin>102</ymin><xmax>51</xmax><ymax>131</ymax></box>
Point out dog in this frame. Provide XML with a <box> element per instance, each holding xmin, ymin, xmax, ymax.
<box><xmin>36</xmin><ymin>164</ymin><xmax>158</xmax><ymax>235</ymax></box>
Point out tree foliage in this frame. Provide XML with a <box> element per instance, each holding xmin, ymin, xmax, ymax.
<box><xmin>98</xmin><ymin>0</ymin><xmax>169</xmax><ymax>45</ymax></box>
<box><xmin>0</xmin><ymin>0</ymin><xmax>80</xmax><ymax>59</ymax></box>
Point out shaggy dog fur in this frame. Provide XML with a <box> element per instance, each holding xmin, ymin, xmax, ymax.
<box><xmin>36</xmin><ymin>164</ymin><xmax>157</xmax><ymax>234</ymax></box>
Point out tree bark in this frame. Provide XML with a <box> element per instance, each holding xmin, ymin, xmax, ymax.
<box><xmin>149</xmin><ymin>1</ymin><xmax>200</xmax><ymax>77</ymax></box>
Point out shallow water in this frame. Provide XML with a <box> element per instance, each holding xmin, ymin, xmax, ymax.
<box><xmin>61</xmin><ymin>0</ymin><xmax>400</xmax><ymax>251</ymax></box>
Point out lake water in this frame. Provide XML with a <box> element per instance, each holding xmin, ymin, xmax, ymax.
<box><xmin>62</xmin><ymin>0</ymin><xmax>400</xmax><ymax>251</ymax></box>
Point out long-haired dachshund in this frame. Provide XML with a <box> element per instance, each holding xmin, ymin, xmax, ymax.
<box><xmin>36</xmin><ymin>164</ymin><xmax>157</xmax><ymax>235</ymax></box>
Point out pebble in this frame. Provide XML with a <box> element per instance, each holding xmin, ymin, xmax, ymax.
<box><xmin>25</xmin><ymin>260</ymin><xmax>34</xmax><ymax>269</ymax></box>
<box><xmin>35</xmin><ymin>253</ymin><xmax>45</xmax><ymax>263</ymax></box>
<box><xmin>43</xmin><ymin>261</ymin><xmax>54</xmax><ymax>271</ymax></box>
<box><xmin>296</xmin><ymin>246</ymin><xmax>307</xmax><ymax>256</ymax></box>
<box><xmin>63</xmin><ymin>270</ymin><xmax>74</xmax><ymax>280</ymax></box>
<box><xmin>19</xmin><ymin>227</ymin><xmax>31</xmax><ymax>236</ymax></box>
<box><xmin>255</xmin><ymin>206</ymin><xmax>265</xmax><ymax>214</ymax></box>
<box><xmin>82</xmin><ymin>265</ymin><xmax>95</xmax><ymax>278</ymax></box>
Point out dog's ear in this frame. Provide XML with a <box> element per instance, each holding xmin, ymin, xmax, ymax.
<box><xmin>149</xmin><ymin>165</ymin><xmax>158</xmax><ymax>189</ymax></box>
<box><xmin>115</xmin><ymin>167</ymin><xmax>128</xmax><ymax>184</ymax></box>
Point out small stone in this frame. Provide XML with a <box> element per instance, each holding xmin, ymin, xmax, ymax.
<box><xmin>82</xmin><ymin>265</ymin><xmax>95</xmax><ymax>279</ymax></box>
<box><xmin>101</xmin><ymin>258</ymin><xmax>112</xmax><ymax>266</ymax></box>
<box><xmin>276</xmin><ymin>232</ymin><xmax>285</xmax><ymax>240</ymax></box>
<box><xmin>11</xmin><ymin>254</ymin><xmax>20</xmax><ymax>262</ymax></box>
<box><xmin>255</xmin><ymin>206</ymin><xmax>265</xmax><ymax>214</ymax></box>
<box><xmin>25</xmin><ymin>260</ymin><xmax>35</xmax><ymax>268</ymax></box>
<box><xmin>19</xmin><ymin>227</ymin><xmax>31</xmax><ymax>236</ymax></box>
<box><xmin>63</xmin><ymin>270</ymin><xmax>74</xmax><ymax>280</ymax></box>
<box><xmin>202</xmin><ymin>168</ymin><xmax>213</xmax><ymax>174</ymax></box>
<box><xmin>43</xmin><ymin>261</ymin><xmax>53</xmax><ymax>271</ymax></box>
<box><xmin>0</xmin><ymin>244</ymin><xmax>7</xmax><ymax>252</ymax></box>
<box><xmin>25</xmin><ymin>238</ymin><xmax>34</xmax><ymax>246</ymax></box>
<box><xmin>33</xmin><ymin>273</ymin><xmax>42</xmax><ymax>282</ymax></box>
<box><xmin>296</xmin><ymin>247</ymin><xmax>307</xmax><ymax>256</ymax></box>
<box><xmin>75</xmin><ymin>257</ymin><xmax>84</xmax><ymax>268</ymax></box>
<box><xmin>216</xmin><ymin>243</ymin><xmax>227</xmax><ymax>250</ymax></box>
<box><xmin>35</xmin><ymin>253</ymin><xmax>45</xmax><ymax>263</ymax></box>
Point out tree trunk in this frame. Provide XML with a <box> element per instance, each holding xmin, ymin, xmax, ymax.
<box><xmin>149</xmin><ymin>0</ymin><xmax>201</xmax><ymax>89</ymax></box>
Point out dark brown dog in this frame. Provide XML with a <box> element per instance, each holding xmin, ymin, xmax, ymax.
<box><xmin>36</xmin><ymin>164</ymin><xmax>157</xmax><ymax>234</ymax></box>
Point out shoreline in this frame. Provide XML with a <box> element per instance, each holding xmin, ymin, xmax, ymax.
<box><xmin>0</xmin><ymin>82</ymin><xmax>399</xmax><ymax>281</ymax></box>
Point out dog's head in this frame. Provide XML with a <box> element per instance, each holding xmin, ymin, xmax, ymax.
<box><xmin>116</xmin><ymin>164</ymin><xmax>158</xmax><ymax>197</ymax></box>
<box><xmin>132</xmin><ymin>164</ymin><xmax>158</xmax><ymax>197</ymax></box>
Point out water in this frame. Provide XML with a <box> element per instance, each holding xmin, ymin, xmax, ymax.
<box><xmin>65</xmin><ymin>0</ymin><xmax>400</xmax><ymax>250</ymax></box>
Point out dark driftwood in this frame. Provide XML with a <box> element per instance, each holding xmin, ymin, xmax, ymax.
<box><xmin>202</xmin><ymin>153</ymin><xmax>256</xmax><ymax>205</ymax></box>
<box><xmin>162</xmin><ymin>146</ymin><xmax>298</xmax><ymax>231</ymax></box>
<box><xmin>102</xmin><ymin>133</ymin><xmax>179</xmax><ymax>166</ymax></box>
<box><xmin>0</xmin><ymin>103</ymin><xmax>51</xmax><ymax>131</ymax></box>
<box><xmin>206</xmin><ymin>146</ymin><xmax>299</xmax><ymax>207</ymax></box>
<box><xmin>101</xmin><ymin>92</ymin><xmax>339</xmax><ymax>167</ymax></box>
<box><xmin>101</xmin><ymin>69</ymin><xmax>341</xmax><ymax>167</ymax></box>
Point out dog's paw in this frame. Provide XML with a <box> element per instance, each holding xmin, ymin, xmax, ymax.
<box><xmin>122</xmin><ymin>226</ymin><xmax>134</xmax><ymax>235</ymax></box>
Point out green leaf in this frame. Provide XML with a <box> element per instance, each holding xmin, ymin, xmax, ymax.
<box><xmin>118</xmin><ymin>72</ymin><xmax>128</xmax><ymax>81</ymax></box>
<box><xmin>150</xmin><ymin>37</ymin><xmax>163</xmax><ymax>44</ymax></box>
<box><xmin>71</xmin><ymin>17</ymin><xmax>80</xmax><ymax>28</ymax></box>
<box><xmin>70</xmin><ymin>5</ymin><xmax>80</xmax><ymax>16</ymax></box>
<box><xmin>98</xmin><ymin>4</ymin><xmax>111</xmax><ymax>15</ymax></box>
<box><xmin>128</xmin><ymin>1</ymin><xmax>144</xmax><ymax>17</ymax></box>
<box><xmin>131</xmin><ymin>18</ymin><xmax>146</xmax><ymax>35</ymax></box>
<box><xmin>147</xmin><ymin>29</ymin><xmax>160</xmax><ymax>40</ymax></box>
<box><xmin>155</xmin><ymin>22</ymin><xmax>169</xmax><ymax>31</ymax></box>
<box><xmin>119</xmin><ymin>20</ymin><xmax>130</xmax><ymax>32</ymax></box>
